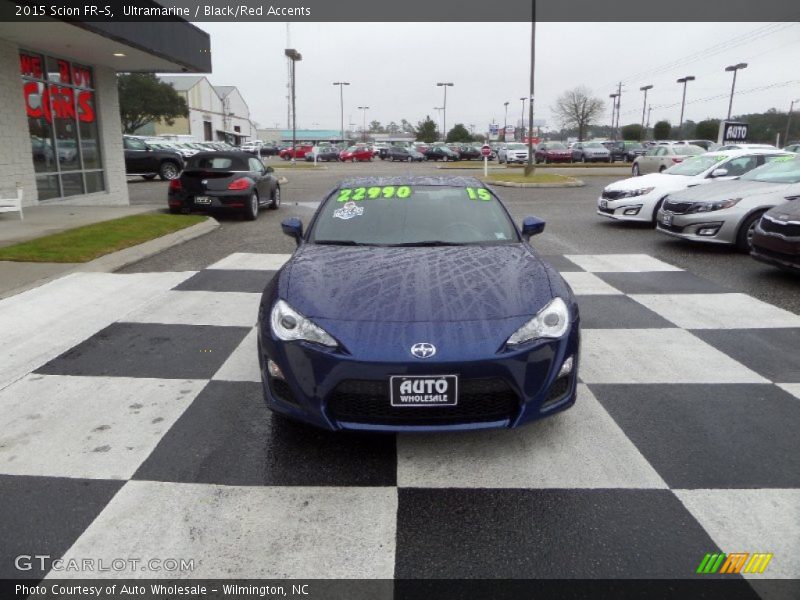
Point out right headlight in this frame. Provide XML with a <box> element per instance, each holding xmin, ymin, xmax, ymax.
<box><xmin>506</xmin><ymin>297</ymin><xmax>570</xmax><ymax>346</ymax></box>
<box><xmin>270</xmin><ymin>299</ymin><xmax>337</xmax><ymax>348</ymax></box>
<box><xmin>687</xmin><ymin>198</ymin><xmax>742</xmax><ymax>213</ymax></box>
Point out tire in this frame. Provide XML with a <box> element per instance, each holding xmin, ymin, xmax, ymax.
<box><xmin>736</xmin><ymin>211</ymin><xmax>765</xmax><ymax>253</ymax></box>
<box><xmin>243</xmin><ymin>191</ymin><xmax>259</xmax><ymax>221</ymax></box>
<box><xmin>158</xmin><ymin>161</ymin><xmax>180</xmax><ymax>181</ymax></box>
<box><xmin>406</xmin><ymin>156</ymin><xmax>412</xmax><ymax>162</ymax></box>
<box><xmin>542</xmin><ymin>156</ymin><xmax>548</xmax><ymax>165</ymax></box>
<box><xmin>632</xmin><ymin>163</ymin><xmax>640</xmax><ymax>177</ymax></box>
<box><xmin>352</xmin><ymin>157</ymin><xmax>357</xmax><ymax>163</ymax></box>
<box><xmin>651</xmin><ymin>198</ymin><xmax>666</xmax><ymax>226</ymax></box>
<box><xmin>658</xmin><ymin>166</ymin><xmax>666</xmax><ymax>173</ymax></box>
<box><xmin>581</xmin><ymin>155</ymin><xmax>587</xmax><ymax>163</ymax></box>
<box><xmin>142</xmin><ymin>174</ymin><xmax>157</xmax><ymax>181</ymax></box>
<box><xmin>269</xmin><ymin>186</ymin><xmax>281</xmax><ymax>210</ymax></box>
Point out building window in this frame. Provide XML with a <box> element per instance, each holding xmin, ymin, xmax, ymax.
<box><xmin>20</xmin><ymin>51</ymin><xmax>104</xmax><ymax>200</ymax></box>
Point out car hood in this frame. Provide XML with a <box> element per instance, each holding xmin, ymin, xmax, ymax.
<box><xmin>283</xmin><ymin>243</ymin><xmax>555</xmax><ymax>323</ymax></box>
<box><xmin>667</xmin><ymin>179</ymin><xmax>793</xmax><ymax>202</ymax></box>
<box><xmin>763</xmin><ymin>199</ymin><xmax>800</xmax><ymax>220</ymax></box>
<box><xmin>607</xmin><ymin>172</ymin><xmax>698</xmax><ymax>191</ymax></box>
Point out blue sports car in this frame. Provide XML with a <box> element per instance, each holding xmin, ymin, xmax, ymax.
<box><xmin>257</xmin><ymin>176</ymin><xmax>580</xmax><ymax>432</ymax></box>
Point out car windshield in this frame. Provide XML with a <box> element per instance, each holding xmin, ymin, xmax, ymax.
<box><xmin>186</xmin><ymin>155</ymin><xmax>248</xmax><ymax>170</ymax></box>
<box><xmin>675</xmin><ymin>145</ymin><xmax>705</xmax><ymax>156</ymax></box>
<box><xmin>665</xmin><ymin>154</ymin><xmax>727</xmax><ymax>176</ymax></box>
<box><xmin>584</xmin><ymin>142</ymin><xmax>604</xmax><ymax>148</ymax></box>
<box><xmin>547</xmin><ymin>143</ymin><xmax>567</xmax><ymax>150</ymax></box>
<box><xmin>506</xmin><ymin>143</ymin><xmax>526</xmax><ymax>150</ymax></box>
<box><xmin>740</xmin><ymin>156</ymin><xmax>800</xmax><ymax>184</ymax></box>
<box><xmin>309</xmin><ymin>184</ymin><xmax>519</xmax><ymax>246</ymax></box>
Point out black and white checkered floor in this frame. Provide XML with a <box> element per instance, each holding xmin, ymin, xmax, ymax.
<box><xmin>1</xmin><ymin>252</ymin><xmax>798</xmax><ymax>584</ymax></box>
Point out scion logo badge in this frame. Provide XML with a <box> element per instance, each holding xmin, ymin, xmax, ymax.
<box><xmin>410</xmin><ymin>343</ymin><xmax>436</xmax><ymax>359</ymax></box>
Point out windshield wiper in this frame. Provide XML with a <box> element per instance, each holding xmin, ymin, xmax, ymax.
<box><xmin>387</xmin><ymin>240</ymin><xmax>464</xmax><ymax>247</ymax></box>
<box><xmin>313</xmin><ymin>239</ymin><xmax>378</xmax><ymax>246</ymax></box>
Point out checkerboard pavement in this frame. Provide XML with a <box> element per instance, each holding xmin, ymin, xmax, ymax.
<box><xmin>1</xmin><ymin>252</ymin><xmax>799</xmax><ymax>589</ymax></box>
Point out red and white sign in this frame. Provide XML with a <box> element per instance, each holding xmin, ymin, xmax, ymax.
<box><xmin>480</xmin><ymin>145</ymin><xmax>492</xmax><ymax>158</ymax></box>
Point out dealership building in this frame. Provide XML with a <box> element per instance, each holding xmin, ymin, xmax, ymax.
<box><xmin>0</xmin><ymin>18</ymin><xmax>211</xmax><ymax>207</ymax></box>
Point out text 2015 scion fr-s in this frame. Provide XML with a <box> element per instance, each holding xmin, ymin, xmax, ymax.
<box><xmin>257</xmin><ymin>176</ymin><xmax>580</xmax><ymax>432</ymax></box>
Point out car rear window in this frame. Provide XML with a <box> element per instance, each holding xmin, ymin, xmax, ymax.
<box><xmin>675</xmin><ymin>145</ymin><xmax>705</xmax><ymax>155</ymax></box>
<box><xmin>186</xmin><ymin>156</ymin><xmax>248</xmax><ymax>170</ymax></box>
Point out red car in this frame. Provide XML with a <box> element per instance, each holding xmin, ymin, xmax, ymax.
<box><xmin>534</xmin><ymin>142</ymin><xmax>573</xmax><ymax>164</ymax></box>
<box><xmin>279</xmin><ymin>145</ymin><xmax>313</xmax><ymax>160</ymax></box>
<box><xmin>339</xmin><ymin>145</ymin><xmax>373</xmax><ymax>162</ymax></box>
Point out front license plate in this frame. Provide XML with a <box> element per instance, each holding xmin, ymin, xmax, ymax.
<box><xmin>194</xmin><ymin>196</ymin><xmax>212</xmax><ymax>205</ymax></box>
<box><xmin>661</xmin><ymin>212</ymin><xmax>673</xmax><ymax>227</ymax></box>
<box><xmin>390</xmin><ymin>375</ymin><xmax>458</xmax><ymax>407</ymax></box>
<box><xmin>600</xmin><ymin>200</ymin><xmax>608</xmax><ymax>209</ymax></box>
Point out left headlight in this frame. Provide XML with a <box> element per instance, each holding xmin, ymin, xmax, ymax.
<box><xmin>270</xmin><ymin>299</ymin><xmax>337</xmax><ymax>348</ymax></box>
<box><xmin>506</xmin><ymin>297</ymin><xmax>570</xmax><ymax>346</ymax></box>
<box><xmin>623</xmin><ymin>187</ymin><xmax>655</xmax><ymax>198</ymax></box>
<box><xmin>687</xmin><ymin>198</ymin><xmax>741</xmax><ymax>213</ymax></box>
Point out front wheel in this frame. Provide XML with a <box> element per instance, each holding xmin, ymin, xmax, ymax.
<box><xmin>243</xmin><ymin>191</ymin><xmax>259</xmax><ymax>221</ymax></box>
<box><xmin>159</xmin><ymin>161</ymin><xmax>180</xmax><ymax>181</ymax></box>
<box><xmin>269</xmin><ymin>186</ymin><xmax>281</xmax><ymax>210</ymax></box>
<box><xmin>736</xmin><ymin>211</ymin><xmax>765</xmax><ymax>252</ymax></box>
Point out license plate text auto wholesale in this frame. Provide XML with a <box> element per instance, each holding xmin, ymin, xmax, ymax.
<box><xmin>195</xmin><ymin>196</ymin><xmax>212</xmax><ymax>204</ymax></box>
<box><xmin>661</xmin><ymin>212</ymin><xmax>673</xmax><ymax>226</ymax></box>
<box><xmin>390</xmin><ymin>375</ymin><xmax>458</xmax><ymax>407</ymax></box>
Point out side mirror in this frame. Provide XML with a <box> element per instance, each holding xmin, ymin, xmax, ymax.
<box><xmin>710</xmin><ymin>168</ymin><xmax>728</xmax><ymax>178</ymax></box>
<box><xmin>265</xmin><ymin>166</ymin><xmax>274</xmax><ymax>174</ymax></box>
<box><xmin>281</xmin><ymin>217</ymin><xmax>303</xmax><ymax>245</ymax></box>
<box><xmin>521</xmin><ymin>216</ymin><xmax>545</xmax><ymax>240</ymax></box>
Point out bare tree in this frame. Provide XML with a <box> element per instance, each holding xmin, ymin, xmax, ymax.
<box><xmin>551</xmin><ymin>87</ymin><xmax>604</xmax><ymax>141</ymax></box>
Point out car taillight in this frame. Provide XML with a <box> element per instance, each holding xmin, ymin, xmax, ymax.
<box><xmin>228</xmin><ymin>178</ymin><xmax>250</xmax><ymax>191</ymax></box>
<box><xmin>169</xmin><ymin>179</ymin><xmax>182</xmax><ymax>191</ymax></box>
<box><xmin>672</xmin><ymin>158</ymin><xmax>684</xmax><ymax>164</ymax></box>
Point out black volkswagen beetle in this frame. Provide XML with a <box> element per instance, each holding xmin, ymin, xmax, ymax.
<box><xmin>168</xmin><ymin>152</ymin><xmax>281</xmax><ymax>220</ymax></box>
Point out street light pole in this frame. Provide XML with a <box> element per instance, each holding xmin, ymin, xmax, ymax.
<box><xmin>357</xmin><ymin>106</ymin><xmax>369</xmax><ymax>142</ymax></box>
<box><xmin>519</xmin><ymin>97</ymin><xmax>527</xmax><ymax>141</ymax></box>
<box><xmin>437</xmin><ymin>82</ymin><xmax>453</xmax><ymax>141</ymax></box>
<box><xmin>284</xmin><ymin>48</ymin><xmax>302</xmax><ymax>163</ymax></box>
<box><xmin>524</xmin><ymin>5</ymin><xmax>536</xmax><ymax>175</ymax></box>
<box><xmin>609</xmin><ymin>93</ymin><xmax>619</xmax><ymax>140</ymax></box>
<box><xmin>333</xmin><ymin>82</ymin><xmax>350</xmax><ymax>145</ymax></box>
<box><xmin>725</xmin><ymin>63</ymin><xmax>747</xmax><ymax>120</ymax></box>
<box><xmin>786</xmin><ymin>99</ymin><xmax>800</xmax><ymax>146</ymax></box>
<box><xmin>676</xmin><ymin>75</ymin><xmax>695</xmax><ymax>132</ymax></box>
<box><xmin>433</xmin><ymin>107</ymin><xmax>444</xmax><ymax>140</ymax></box>
<box><xmin>640</xmin><ymin>85</ymin><xmax>653</xmax><ymax>135</ymax></box>
<box><xmin>503</xmin><ymin>101</ymin><xmax>509</xmax><ymax>140</ymax></box>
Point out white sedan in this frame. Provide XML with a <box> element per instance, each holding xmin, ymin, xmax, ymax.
<box><xmin>597</xmin><ymin>149</ymin><xmax>792</xmax><ymax>223</ymax></box>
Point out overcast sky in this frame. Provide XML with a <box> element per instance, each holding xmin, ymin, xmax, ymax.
<box><xmin>195</xmin><ymin>22</ymin><xmax>800</xmax><ymax>134</ymax></box>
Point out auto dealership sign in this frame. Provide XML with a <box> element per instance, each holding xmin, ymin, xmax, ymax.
<box><xmin>718</xmin><ymin>121</ymin><xmax>748</xmax><ymax>144</ymax></box>
<box><xmin>20</xmin><ymin>52</ymin><xmax>96</xmax><ymax>124</ymax></box>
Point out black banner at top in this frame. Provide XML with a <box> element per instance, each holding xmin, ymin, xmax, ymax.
<box><xmin>2</xmin><ymin>0</ymin><xmax>800</xmax><ymax>22</ymax></box>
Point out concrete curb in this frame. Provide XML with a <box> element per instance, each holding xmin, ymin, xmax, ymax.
<box><xmin>0</xmin><ymin>217</ymin><xmax>219</xmax><ymax>299</ymax></box>
<box><xmin>486</xmin><ymin>179</ymin><xmax>586</xmax><ymax>188</ymax></box>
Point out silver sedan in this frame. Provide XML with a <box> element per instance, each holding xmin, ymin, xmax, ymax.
<box><xmin>632</xmin><ymin>144</ymin><xmax>705</xmax><ymax>176</ymax></box>
<box><xmin>656</xmin><ymin>155</ymin><xmax>800</xmax><ymax>251</ymax></box>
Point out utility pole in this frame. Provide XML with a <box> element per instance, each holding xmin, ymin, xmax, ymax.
<box><xmin>677</xmin><ymin>75</ymin><xmax>695</xmax><ymax>132</ymax></box>
<box><xmin>640</xmin><ymin>85</ymin><xmax>653</xmax><ymax>134</ymax></box>
<box><xmin>285</xmin><ymin>24</ymin><xmax>292</xmax><ymax>130</ymax></box>
<box><xmin>503</xmin><ymin>101</ymin><xmax>509</xmax><ymax>139</ymax></box>
<box><xmin>357</xmin><ymin>106</ymin><xmax>369</xmax><ymax>142</ymax></box>
<box><xmin>646</xmin><ymin>105</ymin><xmax>652</xmax><ymax>138</ymax></box>
<box><xmin>524</xmin><ymin>2</ymin><xmax>536</xmax><ymax>176</ymax></box>
<box><xmin>333</xmin><ymin>82</ymin><xmax>350</xmax><ymax>145</ymax></box>
<box><xmin>437</xmin><ymin>82</ymin><xmax>454</xmax><ymax>141</ymax></box>
<box><xmin>609</xmin><ymin>93</ymin><xmax>619</xmax><ymax>139</ymax></box>
<box><xmin>615</xmin><ymin>82</ymin><xmax>622</xmax><ymax>137</ymax></box>
<box><xmin>284</xmin><ymin>48</ymin><xmax>302</xmax><ymax>163</ymax></box>
<box><xmin>725</xmin><ymin>63</ymin><xmax>747</xmax><ymax>120</ymax></box>
<box><xmin>787</xmin><ymin>99</ymin><xmax>800</xmax><ymax>146</ymax></box>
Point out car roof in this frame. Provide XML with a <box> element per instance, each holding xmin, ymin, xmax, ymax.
<box><xmin>336</xmin><ymin>175</ymin><xmax>486</xmax><ymax>189</ymax></box>
<box><xmin>704</xmin><ymin>148</ymin><xmax>791</xmax><ymax>158</ymax></box>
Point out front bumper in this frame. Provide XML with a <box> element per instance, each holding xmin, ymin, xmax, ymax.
<box><xmin>751</xmin><ymin>222</ymin><xmax>800</xmax><ymax>271</ymax></box>
<box><xmin>257</xmin><ymin>321</ymin><xmax>580</xmax><ymax>432</ymax></box>
<box><xmin>597</xmin><ymin>192</ymin><xmax>661</xmax><ymax>222</ymax></box>
<box><xmin>655</xmin><ymin>208</ymin><xmax>740</xmax><ymax>244</ymax></box>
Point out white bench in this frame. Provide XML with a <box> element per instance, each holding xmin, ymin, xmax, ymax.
<box><xmin>0</xmin><ymin>186</ymin><xmax>23</xmax><ymax>220</ymax></box>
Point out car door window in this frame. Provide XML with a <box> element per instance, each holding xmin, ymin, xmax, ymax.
<box><xmin>124</xmin><ymin>137</ymin><xmax>147</xmax><ymax>151</ymax></box>
<box><xmin>249</xmin><ymin>157</ymin><xmax>264</xmax><ymax>172</ymax></box>
<box><xmin>723</xmin><ymin>156</ymin><xmax>757</xmax><ymax>176</ymax></box>
<box><xmin>655</xmin><ymin>147</ymin><xmax>668</xmax><ymax>156</ymax></box>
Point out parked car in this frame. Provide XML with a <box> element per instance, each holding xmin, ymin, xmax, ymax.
<box><xmin>632</xmin><ymin>144</ymin><xmax>705</xmax><ymax>176</ymax></box>
<box><xmin>534</xmin><ymin>142</ymin><xmax>573</xmax><ymax>164</ymax></box>
<box><xmin>783</xmin><ymin>142</ymin><xmax>800</xmax><ymax>154</ymax></box>
<box><xmin>497</xmin><ymin>143</ymin><xmax>529</xmax><ymax>164</ymax></box>
<box><xmin>458</xmin><ymin>146</ymin><xmax>483</xmax><ymax>160</ymax></box>
<box><xmin>339</xmin><ymin>145</ymin><xmax>374</xmax><ymax>162</ymax></box>
<box><xmin>682</xmin><ymin>139</ymin><xmax>717</xmax><ymax>151</ymax></box>
<box><xmin>716</xmin><ymin>143</ymin><xmax>777</xmax><ymax>151</ymax></box>
<box><xmin>280</xmin><ymin>145</ymin><xmax>314</xmax><ymax>160</ymax></box>
<box><xmin>598</xmin><ymin>149</ymin><xmax>791</xmax><ymax>224</ymax></box>
<box><xmin>387</xmin><ymin>146</ymin><xmax>425</xmax><ymax>162</ymax></box>
<box><xmin>306</xmin><ymin>147</ymin><xmax>340</xmax><ymax>162</ymax></box>
<box><xmin>123</xmin><ymin>135</ymin><xmax>184</xmax><ymax>181</ymax></box>
<box><xmin>656</xmin><ymin>155</ymin><xmax>800</xmax><ymax>251</ymax></box>
<box><xmin>258</xmin><ymin>144</ymin><xmax>280</xmax><ymax>157</ymax></box>
<box><xmin>146</xmin><ymin>140</ymin><xmax>198</xmax><ymax>159</ymax></box>
<box><xmin>262</xmin><ymin>176</ymin><xmax>579</xmax><ymax>431</ymax></box>
<box><xmin>750</xmin><ymin>199</ymin><xmax>800</xmax><ymax>272</ymax></box>
<box><xmin>424</xmin><ymin>146</ymin><xmax>460</xmax><ymax>161</ymax></box>
<box><xmin>606</xmin><ymin>141</ymin><xmax>646</xmax><ymax>162</ymax></box>
<box><xmin>571</xmin><ymin>141</ymin><xmax>612</xmax><ymax>163</ymax></box>
<box><xmin>240</xmin><ymin>140</ymin><xmax>263</xmax><ymax>154</ymax></box>
<box><xmin>167</xmin><ymin>152</ymin><xmax>280</xmax><ymax>220</ymax></box>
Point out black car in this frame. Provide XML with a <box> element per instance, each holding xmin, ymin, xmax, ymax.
<box><xmin>386</xmin><ymin>146</ymin><xmax>425</xmax><ymax>162</ymax></box>
<box><xmin>305</xmin><ymin>148</ymin><xmax>341</xmax><ymax>162</ymax></box>
<box><xmin>259</xmin><ymin>144</ymin><xmax>280</xmax><ymax>156</ymax></box>
<box><xmin>168</xmin><ymin>152</ymin><xmax>280</xmax><ymax>220</ymax></box>
<box><xmin>424</xmin><ymin>146</ymin><xmax>460</xmax><ymax>161</ymax></box>
<box><xmin>123</xmin><ymin>135</ymin><xmax>184</xmax><ymax>181</ymax></box>
<box><xmin>607</xmin><ymin>140</ymin><xmax>646</xmax><ymax>163</ymax></box>
<box><xmin>458</xmin><ymin>146</ymin><xmax>482</xmax><ymax>160</ymax></box>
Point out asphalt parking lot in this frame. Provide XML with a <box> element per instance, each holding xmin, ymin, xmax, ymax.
<box><xmin>123</xmin><ymin>160</ymin><xmax>799</xmax><ymax>314</ymax></box>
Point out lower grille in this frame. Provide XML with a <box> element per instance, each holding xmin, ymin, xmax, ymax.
<box><xmin>543</xmin><ymin>376</ymin><xmax>571</xmax><ymax>407</ymax></box>
<box><xmin>327</xmin><ymin>378</ymin><xmax>519</xmax><ymax>425</ymax></box>
<box><xmin>602</xmin><ymin>190</ymin><xmax>628</xmax><ymax>200</ymax></box>
<box><xmin>270</xmin><ymin>378</ymin><xmax>299</xmax><ymax>406</ymax></box>
<box><xmin>662</xmin><ymin>200</ymin><xmax>693</xmax><ymax>214</ymax></box>
<box><xmin>598</xmin><ymin>206</ymin><xmax>615</xmax><ymax>214</ymax></box>
<box><xmin>760</xmin><ymin>216</ymin><xmax>800</xmax><ymax>238</ymax></box>
<box><xmin>660</xmin><ymin>223</ymin><xmax>684</xmax><ymax>233</ymax></box>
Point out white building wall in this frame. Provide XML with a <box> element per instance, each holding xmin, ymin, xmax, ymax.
<box><xmin>0</xmin><ymin>38</ymin><xmax>37</xmax><ymax>205</ymax></box>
